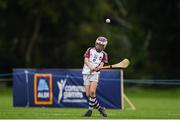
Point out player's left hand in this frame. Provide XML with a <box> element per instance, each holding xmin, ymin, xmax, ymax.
<box><xmin>95</xmin><ymin>67</ymin><xmax>102</xmax><ymax>72</ymax></box>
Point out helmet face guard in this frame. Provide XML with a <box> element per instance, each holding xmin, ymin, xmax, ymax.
<box><xmin>95</xmin><ymin>36</ymin><xmax>108</xmax><ymax>49</ymax></box>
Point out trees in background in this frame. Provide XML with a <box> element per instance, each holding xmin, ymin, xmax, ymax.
<box><xmin>0</xmin><ymin>0</ymin><xmax>179</xmax><ymax>78</ymax></box>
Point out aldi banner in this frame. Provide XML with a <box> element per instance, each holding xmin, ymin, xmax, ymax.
<box><xmin>13</xmin><ymin>69</ymin><xmax>123</xmax><ymax>109</ymax></box>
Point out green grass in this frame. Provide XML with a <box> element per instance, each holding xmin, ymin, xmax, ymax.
<box><xmin>0</xmin><ymin>87</ymin><xmax>180</xmax><ymax>119</ymax></box>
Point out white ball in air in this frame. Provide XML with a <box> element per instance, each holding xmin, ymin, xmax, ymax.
<box><xmin>106</xmin><ymin>18</ymin><xmax>111</xmax><ymax>23</ymax></box>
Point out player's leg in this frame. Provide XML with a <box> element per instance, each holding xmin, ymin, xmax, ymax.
<box><xmin>88</xmin><ymin>76</ymin><xmax>107</xmax><ymax>117</ymax></box>
<box><xmin>83</xmin><ymin>75</ymin><xmax>90</xmax><ymax>97</ymax></box>
<box><xmin>89</xmin><ymin>81</ymin><xmax>98</xmax><ymax>109</ymax></box>
<box><xmin>83</xmin><ymin>74</ymin><xmax>107</xmax><ymax>117</ymax></box>
<box><xmin>84</xmin><ymin>85</ymin><xmax>93</xmax><ymax>117</ymax></box>
<box><xmin>84</xmin><ymin>85</ymin><xmax>90</xmax><ymax>97</ymax></box>
<box><xmin>83</xmin><ymin>75</ymin><xmax>93</xmax><ymax>117</ymax></box>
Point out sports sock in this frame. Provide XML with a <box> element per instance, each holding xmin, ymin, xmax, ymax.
<box><xmin>89</xmin><ymin>96</ymin><xmax>101</xmax><ymax>110</ymax></box>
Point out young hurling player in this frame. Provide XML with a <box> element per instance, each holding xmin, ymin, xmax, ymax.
<box><xmin>82</xmin><ymin>36</ymin><xmax>108</xmax><ymax>117</ymax></box>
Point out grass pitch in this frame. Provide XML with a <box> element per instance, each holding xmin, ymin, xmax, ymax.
<box><xmin>0</xmin><ymin>87</ymin><xmax>180</xmax><ymax>119</ymax></box>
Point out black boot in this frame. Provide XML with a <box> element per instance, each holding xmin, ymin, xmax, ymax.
<box><xmin>99</xmin><ymin>107</ymin><xmax>107</xmax><ymax>117</ymax></box>
<box><xmin>84</xmin><ymin>110</ymin><xmax>92</xmax><ymax>117</ymax></box>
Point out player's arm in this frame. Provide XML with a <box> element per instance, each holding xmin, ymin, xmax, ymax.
<box><xmin>84</xmin><ymin>48</ymin><xmax>95</xmax><ymax>71</ymax></box>
<box><xmin>99</xmin><ymin>62</ymin><xmax>104</xmax><ymax>68</ymax></box>
<box><xmin>84</xmin><ymin>58</ymin><xmax>95</xmax><ymax>71</ymax></box>
<box><xmin>95</xmin><ymin>53</ymin><xmax>108</xmax><ymax>71</ymax></box>
<box><xmin>95</xmin><ymin>62</ymin><xmax>104</xmax><ymax>71</ymax></box>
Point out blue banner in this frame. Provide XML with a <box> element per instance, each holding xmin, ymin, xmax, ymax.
<box><xmin>13</xmin><ymin>69</ymin><xmax>123</xmax><ymax>109</ymax></box>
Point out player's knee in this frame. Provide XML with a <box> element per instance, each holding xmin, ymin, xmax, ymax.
<box><xmin>89</xmin><ymin>90</ymin><xmax>96</xmax><ymax>97</ymax></box>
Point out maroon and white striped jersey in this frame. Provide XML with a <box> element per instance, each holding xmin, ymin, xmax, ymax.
<box><xmin>82</xmin><ymin>47</ymin><xmax>108</xmax><ymax>74</ymax></box>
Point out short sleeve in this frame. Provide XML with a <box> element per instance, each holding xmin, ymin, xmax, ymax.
<box><xmin>84</xmin><ymin>48</ymin><xmax>91</xmax><ymax>58</ymax></box>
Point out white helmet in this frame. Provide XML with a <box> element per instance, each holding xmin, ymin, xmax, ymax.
<box><xmin>95</xmin><ymin>36</ymin><xmax>108</xmax><ymax>48</ymax></box>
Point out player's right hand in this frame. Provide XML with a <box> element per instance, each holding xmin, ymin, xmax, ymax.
<box><xmin>94</xmin><ymin>66</ymin><xmax>102</xmax><ymax>72</ymax></box>
<box><xmin>94</xmin><ymin>67</ymin><xmax>100</xmax><ymax>72</ymax></box>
